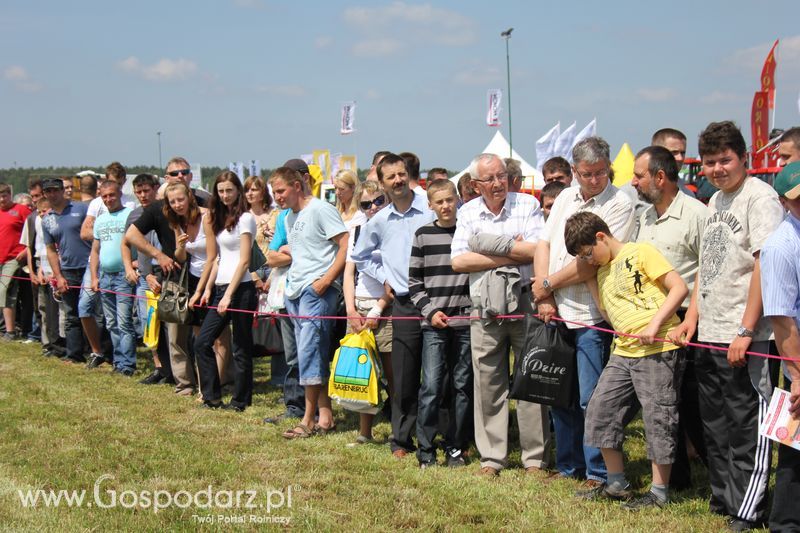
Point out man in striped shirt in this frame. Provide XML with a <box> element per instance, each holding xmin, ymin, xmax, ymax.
<box><xmin>409</xmin><ymin>179</ymin><xmax>472</xmax><ymax>469</ymax></box>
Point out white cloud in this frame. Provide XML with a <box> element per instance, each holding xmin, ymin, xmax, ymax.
<box><xmin>3</xmin><ymin>65</ymin><xmax>43</xmax><ymax>92</ymax></box>
<box><xmin>700</xmin><ymin>90</ymin><xmax>745</xmax><ymax>105</ymax></box>
<box><xmin>636</xmin><ymin>88</ymin><xmax>678</xmax><ymax>103</ymax></box>
<box><xmin>343</xmin><ymin>2</ymin><xmax>476</xmax><ymax>57</ymax></box>
<box><xmin>314</xmin><ymin>36</ymin><xmax>333</xmax><ymax>49</ymax></box>
<box><xmin>723</xmin><ymin>35</ymin><xmax>800</xmax><ymax>73</ymax></box>
<box><xmin>255</xmin><ymin>84</ymin><xmax>308</xmax><ymax>97</ymax></box>
<box><xmin>453</xmin><ymin>66</ymin><xmax>502</xmax><ymax>86</ymax></box>
<box><xmin>117</xmin><ymin>56</ymin><xmax>198</xmax><ymax>82</ymax></box>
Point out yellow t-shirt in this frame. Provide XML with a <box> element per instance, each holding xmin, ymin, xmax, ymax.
<box><xmin>597</xmin><ymin>242</ymin><xmax>681</xmax><ymax>358</ymax></box>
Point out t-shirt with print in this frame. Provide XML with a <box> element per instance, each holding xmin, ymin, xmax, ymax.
<box><xmin>42</xmin><ymin>202</ymin><xmax>91</xmax><ymax>269</ymax></box>
<box><xmin>697</xmin><ymin>177</ymin><xmax>785</xmax><ymax>343</ymax></box>
<box><xmin>597</xmin><ymin>242</ymin><xmax>681</xmax><ymax>358</ymax></box>
<box><xmin>0</xmin><ymin>203</ymin><xmax>32</xmax><ymax>263</ymax></box>
<box><xmin>87</xmin><ymin>194</ymin><xmax>137</xmax><ymax>219</ymax></box>
<box><xmin>94</xmin><ymin>207</ymin><xmax>132</xmax><ymax>273</ymax></box>
<box><xmin>285</xmin><ymin>198</ymin><xmax>347</xmax><ymax>300</ymax></box>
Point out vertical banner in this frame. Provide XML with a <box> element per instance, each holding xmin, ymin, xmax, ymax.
<box><xmin>571</xmin><ymin>118</ymin><xmax>597</xmax><ymax>154</ymax></box>
<box><xmin>339</xmin><ymin>155</ymin><xmax>357</xmax><ymax>172</ymax></box>
<box><xmin>486</xmin><ymin>89</ymin><xmax>502</xmax><ymax>127</ymax></box>
<box><xmin>341</xmin><ymin>102</ymin><xmax>356</xmax><ymax>135</ymax></box>
<box><xmin>535</xmin><ymin>123</ymin><xmax>560</xmax><ymax>170</ymax></box>
<box><xmin>228</xmin><ymin>162</ymin><xmax>237</xmax><ymax>173</ymax></box>
<box><xmin>330</xmin><ymin>152</ymin><xmax>343</xmax><ymax>180</ymax></box>
<box><xmin>553</xmin><ymin>122</ymin><xmax>577</xmax><ymax>160</ymax></box>
<box><xmin>751</xmin><ymin>91</ymin><xmax>769</xmax><ymax>168</ymax></box>
<box><xmin>190</xmin><ymin>166</ymin><xmax>203</xmax><ymax>190</ymax></box>
<box><xmin>761</xmin><ymin>39</ymin><xmax>779</xmax><ymax>110</ymax></box>
<box><xmin>313</xmin><ymin>150</ymin><xmax>331</xmax><ymax>182</ymax></box>
<box><xmin>249</xmin><ymin>159</ymin><xmax>261</xmax><ymax>178</ymax></box>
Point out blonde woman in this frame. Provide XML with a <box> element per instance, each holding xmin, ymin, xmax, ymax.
<box><xmin>333</xmin><ymin>169</ymin><xmax>366</xmax><ymax>229</ymax></box>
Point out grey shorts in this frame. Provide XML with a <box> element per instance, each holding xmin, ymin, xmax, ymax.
<box><xmin>584</xmin><ymin>349</ymin><xmax>685</xmax><ymax>464</ymax></box>
<box><xmin>0</xmin><ymin>261</ymin><xmax>20</xmax><ymax>308</ymax></box>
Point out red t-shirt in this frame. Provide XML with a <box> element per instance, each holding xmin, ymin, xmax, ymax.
<box><xmin>0</xmin><ymin>203</ymin><xmax>32</xmax><ymax>263</ymax></box>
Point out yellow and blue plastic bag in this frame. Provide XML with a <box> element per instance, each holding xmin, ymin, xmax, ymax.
<box><xmin>143</xmin><ymin>290</ymin><xmax>160</xmax><ymax>349</ymax></box>
<box><xmin>328</xmin><ymin>330</ymin><xmax>381</xmax><ymax>414</ymax></box>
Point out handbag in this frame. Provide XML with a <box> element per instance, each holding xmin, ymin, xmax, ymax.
<box><xmin>252</xmin><ymin>293</ymin><xmax>284</xmax><ymax>356</ymax></box>
<box><xmin>142</xmin><ymin>290</ymin><xmax>160</xmax><ymax>349</ymax></box>
<box><xmin>328</xmin><ymin>330</ymin><xmax>382</xmax><ymax>414</ymax></box>
<box><xmin>266</xmin><ymin>266</ymin><xmax>288</xmax><ymax>311</ymax></box>
<box><xmin>250</xmin><ymin>241</ymin><xmax>267</xmax><ymax>273</ymax></box>
<box><xmin>157</xmin><ymin>266</ymin><xmax>193</xmax><ymax>325</ymax></box>
<box><xmin>509</xmin><ymin>315</ymin><xmax>577</xmax><ymax>408</ymax></box>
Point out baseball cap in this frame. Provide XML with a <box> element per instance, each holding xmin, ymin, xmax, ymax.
<box><xmin>42</xmin><ymin>178</ymin><xmax>64</xmax><ymax>190</ymax></box>
<box><xmin>283</xmin><ymin>159</ymin><xmax>310</xmax><ymax>175</ymax></box>
<box><xmin>774</xmin><ymin>161</ymin><xmax>800</xmax><ymax>200</ymax></box>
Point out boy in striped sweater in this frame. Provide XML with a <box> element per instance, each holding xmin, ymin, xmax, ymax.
<box><xmin>409</xmin><ymin>179</ymin><xmax>473</xmax><ymax>469</ymax></box>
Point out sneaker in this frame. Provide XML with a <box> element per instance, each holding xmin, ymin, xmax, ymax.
<box><xmin>1</xmin><ymin>331</ymin><xmax>19</xmax><ymax>342</ymax></box>
<box><xmin>139</xmin><ymin>370</ymin><xmax>166</xmax><ymax>385</ymax></box>
<box><xmin>222</xmin><ymin>403</ymin><xmax>245</xmax><ymax>412</ymax></box>
<box><xmin>727</xmin><ymin>518</ymin><xmax>757</xmax><ymax>532</ymax></box>
<box><xmin>112</xmin><ymin>367</ymin><xmax>135</xmax><ymax>377</ymax></box>
<box><xmin>576</xmin><ymin>482</ymin><xmax>631</xmax><ymax>501</ymax></box>
<box><xmin>621</xmin><ymin>491</ymin><xmax>666</xmax><ymax>511</ymax></box>
<box><xmin>446</xmin><ymin>448</ymin><xmax>466</xmax><ymax>467</ymax></box>
<box><xmin>86</xmin><ymin>353</ymin><xmax>108</xmax><ymax>369</ymax></box>
<box><xmin>200</xmin><ymin>401</ymin><xmax>222</xmax><ymax>409</ymax></box>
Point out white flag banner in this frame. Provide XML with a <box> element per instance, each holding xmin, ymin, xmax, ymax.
<box><xmin>341</xmin><ymin>101</ymin><xmax>356</xmax><ymax>134</ymax></box>
<box><xmin>300</xmin><ymin>154</ymin><xmax>314</xmax><ymax>166</ymax></box>
<box><xmin>228</xmin><ymin>162</ymin><xmax>237</xmax><ymax>173</ymax></box>
<box><xmin>330</xmin><ymin>152</ymin><xmax>342</xmax><ymax>178</ymax></box>
<box><xmin>569</xmin><ymin>119</ymin><xmax>597</xmax><ymax>161</ymax></box>
<box><xmin>553</xmin><ymin>122</ymin><xmax>577</xmax><ymax>159</ymax></box>
<box><xmin>249</xmin><ymin>159</ymin><xmax>261</xmax><ymax>178</ymax></box>
<box><xmin>536</xmin><ymin>122</ymin><xmax>561</xmax><ymax>170</ymax></box>
<box><xmin>486</xmin><ymin>89</ymin><xmax>502</xmax><ymax>127</ymax></box>
<box><xmin>236</xmin><ymin>162</ymin><xmax>245</xmax><ymax>179</ymax></box>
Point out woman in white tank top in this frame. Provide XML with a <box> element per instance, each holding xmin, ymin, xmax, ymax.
<box><xmin>192</xmin><ymin>172</ymin><xmax>257</xmax><ymax>411</ymax></box>
<box><xmin>164</xmin><ymin>182</ymin><xmax>232</xmax><ymax>391</ymax></box>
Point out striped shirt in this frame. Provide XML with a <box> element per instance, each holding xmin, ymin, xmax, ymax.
<box><xmin>761</xmin><ymin>213</ymin><xmax>800</xmax><ymax>328</ymax></box>
<box><xmin>542</xmin><ymin>181</ymin><xmax>634</xmax><ymax>329</ymax></box>
<box><xmin>409</xmin><ymin>222</ymin><xmax>471</xmax><ymax>328</ymax></box>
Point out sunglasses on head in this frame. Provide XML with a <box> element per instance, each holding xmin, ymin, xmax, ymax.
<box><xmin>360</xmin><ymin>195</ymin><xmax>386</xmax><ymax>210</ymax></box>
<box><xmin>167</xmin><ymin>169</ymin><xmax>191</xmax><ymax>177</ymax></box>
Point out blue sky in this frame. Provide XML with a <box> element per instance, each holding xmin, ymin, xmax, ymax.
<box><xmin>2</xmin><ymin>0</ymin><xmax>799</xmax><ymax>171</ymax></box>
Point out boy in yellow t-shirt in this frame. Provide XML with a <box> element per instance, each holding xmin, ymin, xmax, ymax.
<box><xmin>564</xmin><ymin>211</ymin><xmax>688</xmax><ymax>511</ymax></box>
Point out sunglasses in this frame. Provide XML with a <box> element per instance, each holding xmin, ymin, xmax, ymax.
<box><xmin>167</xmin><ymin>169</ymin><xmax>191</xmax><ymax>177</ymax></box>
<box><xmin>360</xmin><ymin>195</ymin><xmax>386</xmax><ymax>210</ymax></box>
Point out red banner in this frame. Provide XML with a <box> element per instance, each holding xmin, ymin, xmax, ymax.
<box><xmin>751</xmin><ymin>90</ymin><xmax>770</xmax><ymax>166</ymax></box>
<box><xmin>761</xmin><ymin>39</ymin><xmax>778</xmax><ymax>110</ymax></box>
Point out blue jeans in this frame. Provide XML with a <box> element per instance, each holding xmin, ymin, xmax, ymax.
<box><xmin>416</xmin><ymin>326</ymin><xmax>473</xmax><ymax>464</ymax></box>
<box><xmin>135</xmin><ymin>276</ymin><xmax>149</xmax><ymax>339</ymax></box>
<box><xmin>285</xmin><ymin>284</ymin><xmax>340</xmax><ymax>386</ymax></box>
<box><xmin>550</xmin><ymin>324</ymin><xmax>611</xmax><ymax>482</ymax></box>
<box><xmin>78</xmin><ymin>266</ymin><xmax>103</xmax><ymax>320</ymax></box>
<box><xmin>99</xmin><ymin>271</ymin><xmax>137</xmax><ymax>372</ymax></box>
<box><xmin>279</xmin><ymin>312</ymin><xmax>304</xmax><ymax>418</ymax></box>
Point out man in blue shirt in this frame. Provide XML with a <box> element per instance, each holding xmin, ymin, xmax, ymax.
<box><xmin>352</xmin><ymin>153</ymin><xmax>435</xmax><ymax>458</ymax></box>
<box><xmin>41</xmin><ymin>178</ymin><xmax>91</xmax><ymax>363</ymax></box>
<box><xmin>761</xmin><ymin>161</ymin><xmax>800</xmax><ymax>531</ymax></box>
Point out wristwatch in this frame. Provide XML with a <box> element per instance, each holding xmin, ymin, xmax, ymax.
<box><xmin>736</xmin><ymin>326</ymin><xmax>754</xmax><ymax>338</ymax></box>
<box><xmin>542</xmin><ymin>278</ymin><xmax>552</xmax><ymax>292</ymax></box>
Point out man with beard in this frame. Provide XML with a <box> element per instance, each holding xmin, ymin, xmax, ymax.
<box><xmin>631</xmin><ymin>146</ymin><xmax>709</xmax><ymax>490</ymax></box>
<box><xmin>352</xmin><ymin>153</ymin><xmax>435</xmax><ymax>458</ymax></box>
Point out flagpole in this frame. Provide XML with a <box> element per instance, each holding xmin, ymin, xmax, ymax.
<box><xmin>501</xmin><ymin>28</ymin><xmax>513</xmax><ymax>157</ymax></box>
<box><xmin>772</xmin><ymin>42</ymin><xmax>779</xmax><ymax>131</ymax></box>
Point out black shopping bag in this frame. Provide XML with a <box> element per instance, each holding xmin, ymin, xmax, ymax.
<box><xmin>510</xmin><ymin>315</ymin><xmax>576</xmax><ymax>408</ymax></box>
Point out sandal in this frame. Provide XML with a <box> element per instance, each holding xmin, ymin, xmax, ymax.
<box><xmin>315</xmin><ymin>423</ymin><xmax>337</xmax><ymax>436</ymax></box>
<box><xmin>282</xmin><ymin>423</ymin><xmax>315</xmax><ymax>439</ymax></box>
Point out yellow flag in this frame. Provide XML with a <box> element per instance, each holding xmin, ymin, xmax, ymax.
<box><xmin>308</xmin><ymin>164</ymin><xmax>323</xmax><ymax>198</ymax></box>
<box><xmin>611</xmin><ymin>143</ymin><xmax>635</xmax><ymax>186</ymax></box>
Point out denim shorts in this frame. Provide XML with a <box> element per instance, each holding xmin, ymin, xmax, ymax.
<box><xmin>285</xmin><ymin>284</ymin><xmax>340</xmax><ymax>386</ymax></box>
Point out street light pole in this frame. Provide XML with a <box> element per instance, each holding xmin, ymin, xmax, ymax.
<box><xmin>501</xmin><ymin>27</ymin><xmax>513</xmax><ymax>158</ymax></box>
<box><xmin>157</xmin><ymin>131</ymin><xmax>163</xmax><ymax>173</ymax></box>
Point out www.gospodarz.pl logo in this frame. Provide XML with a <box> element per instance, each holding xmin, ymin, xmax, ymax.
<box><xmin>17</xmin><ymin>474</ymin><xmax>297</xmax><ymax>515</ymax></box>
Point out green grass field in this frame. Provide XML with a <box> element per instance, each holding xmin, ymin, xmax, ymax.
<box><xmin>0</xmin><ymin>343</ymin><xmax>747</xmax><ymax>531</ymax></box>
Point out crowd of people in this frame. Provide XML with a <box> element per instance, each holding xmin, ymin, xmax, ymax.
<box><xmin>3</xmin><ymin>123</ymin><xmax>800</xmax><ymax>531</ymax></box>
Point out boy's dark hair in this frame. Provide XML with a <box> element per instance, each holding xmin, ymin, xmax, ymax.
<box><xmin>540</xmin><ymin>180</ymin><xmax>567</xmax><ymax>200</ymax></box>
<box><xmin>399</xmin><ymin>152</ymin><xmax>420</xmax><ymax>181</ymax></box>
<box><xmin>635</xmin><ymin>145</ymin><xmax>679</xmax><ymax>183</ymax></box>
<box><xmin>132</xmin><ymin>173</ymin><xmax>159</xmax><ymax>188</ymax></box>
<box><xmin>698</xmin><ymin>121</ymin><xmax>747</xmax><ymax>159</ymax></box>
<box><xmin>542</xmin><ymin>156</ymin><xmax>572</xmax><ymax>178</ymax></box>
<box><xmin>564</xmin><ymin>211</ymin><xmax>610</xmax><ymax>257</ymax></box>
<box><xmin>782</xmin><ymin>127</ymin><xmax>800</xmax><ymax>150</ymax></box>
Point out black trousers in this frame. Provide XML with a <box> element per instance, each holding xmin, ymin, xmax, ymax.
<box><xmin>194</xmin><ymin>282</ymin><xmax>256</xmax><ymax>408</ymax></box>
<box><xmin>390</xmin><ymin>294</ymin><xmax>422</xmax><ymax>452</ymax></box>
<box><xmin>696</xmin><ymin>343</ymin><xmax>773</xmax><ymax>524</ymax></box>
<box><xmin>670</xmin><ymin>348</ymin><xmax>708</xmax><ymax>489</ymax></box>
<box><xmin>769</xmin><ymin>379</ymin><xmax>800</xmax><ymax>532</ymax></box>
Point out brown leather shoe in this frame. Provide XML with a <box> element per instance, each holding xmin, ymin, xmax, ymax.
<box><xmin>392</xmin><ymin>449</ymin><xmax>408</xmax><ymax>459</ymax></box>
<box><xmin>476</xmin><ymin>466</ymin><xmax>499</xmax><ymax>478</ymax></box>
<box><xmin>524</xmin><ymin>466</ymin><xmax>549</xmax><ymax>478</ymax></box>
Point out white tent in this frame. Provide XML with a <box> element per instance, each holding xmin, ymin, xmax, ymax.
<box><xmin>451</xmin><ymin>130</ymin><xmax>545</xmax><ymax>191</ymax></box>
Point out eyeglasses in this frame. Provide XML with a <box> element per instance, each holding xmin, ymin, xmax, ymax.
<box><xmin>574</xmin><ymin>168</ymin><xmax>609</xmax><ymax>181</ymax></box>
<box><xmin>167</xmin><ymin>169</ymin><xmax>191</xmax><ymax>177</ymax></box>
<box><xmin>360</xmin><ymin>195</ymin><xmax>386</xmax><ymax>210</ymax></box>
<box><xmin>473</xmin><ymin>172</ymin><xmax>508</xmax><ymax>184</ymax></box>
